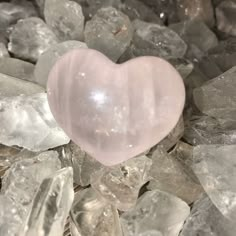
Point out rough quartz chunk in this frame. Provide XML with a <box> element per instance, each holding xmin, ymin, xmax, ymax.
<box><xmin>193</xmin><ymin>66</ymin><xmax>236</xmax><ymax>120</ymax></box>
<box><xmin>0</xmin><ymin>73</ymin><xmax>44</xmax><ymax>97</ymax></box>
<box><xmin>20</xmin><ymin>167</ymin><xmax>74</xmax><ymax>236</ymax></box>
<box><xmin>35</xmin><ymin>40</ymin><xmax>87</xmax><ymax>87</ymax></box>
<box><xmin>169</xmin><ymin>58</ymin><xmax>193</xmax><ymax>79</ymax></box>
<box><xmin>70</xmin><ymin>188</ymin><xmax>122</xmax><ymax>236</ymax></box>
<box><xmin>0</xmin><ymin>58</ymin><xmax>35</xmax><ymax>82</ymax></box>
<box><xmin>130</xmin><ymin>19</ymin><xmax>187</xmax><ymax>60</ymax></box>
<box><xmin>193</xmin><ymin>145</ymin><xmax>236</xmax><ymax>219</ymax></box>
<box><xmin>0</xmin><ymin>93</ymin><xmax>70</xmax><ymax>151</ymax></box>
<box><xmin>120</xmin><ymin>190</ymin><xmax>190</xmax><ymax>236</ymax></box>
<box><xmin>44</xmin><ymin>0</ymin><xmax>85</xmax><ymax>41</ymax></box>
<box><xmin>148</xmin><ymin>148</ymin><xmax>203</xmax><ymax>203</ymax></box>
<box><xmin>91</xmin><ymin>155</ymin><xmax>152</xmax><ymax>211</ymax></box>
<box><xmin>0</xmin><ymin>43</ymin><xmax>9</xmax><ymax>58</ymax></box>
<box><xmin>84</xmin><ymin>7</ymin><xmax>133</xmax><ymax>61</ymax></box>
<box><xmin>8</xmin><ymin>17</ymin><xmax>58</xmax><ymax>62</ymax></box>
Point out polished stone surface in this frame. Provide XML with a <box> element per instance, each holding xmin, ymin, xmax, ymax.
<box><xmin>47</xmin><ymin>49</ymin><xmax>185</xmax><ymax>165</ymax></box>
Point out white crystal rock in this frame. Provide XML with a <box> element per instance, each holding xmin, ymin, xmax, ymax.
<box><xmin>148</xmin><ymin>147</ymin><xmax>203</xmax><ymax>203</ymax></box>
<box><xmin>0</xmin><ymin>73</ymin><xmax>44</xmax><ymax>97</ymax></box>
<box><xmin>70</xmin><ymin>188</ymin><xmax>122</xmax><ymax>236</ymax></box>
<box><xmin>84</xmin><ymin>7</ymin><xmax>133</xmax><ymax>61</ymax></box>
<box><xmin>120</xmin><ymin>190</ymin><xmax>190</xmax><ymax>236</ymax></box>
<box><xmin>0</xmin><ymin>93</ymin><xmax>70</xmax><ymax>151</ymax></box>
<box><xmin>44</xmin><ymin>0</ymin><xmax>84</xmax><ymax>41</ymax></box>
<box><xmin>35</xmin><ymin>40</ymin><xmax>87</xmax><ymax>87</ymax></box>
<box><xmin>8</xmin><ymin>17</ymin><xmax>58</xmax><ymax>62</ymax></box>
<box><xmin>20</xmin><ymin>167</ymin><xmax>74</xmax><ymax>236</ymax></box>
<box><xmin>91</xmin><ymin>155</ymin><xmax>152</xmax><ymax>211</ymax></box>
<box><xmin>0</xmin><ymin>58</ymin><xmax>35</xmax><ymax>82</ymax></box>
<box><xmin>193</xmin><ymin>145</ymin><xmax>236</xmax><ymax>219</ymax></box>
<box><xmin>193</xmin><ymin>66</ymin><xmax>236</xmax><ymax>120</ymax></box>
<box><xmin>0</xmin><ymin>43</ymin><xmax>9</xmax><ymax>58</ymax></box>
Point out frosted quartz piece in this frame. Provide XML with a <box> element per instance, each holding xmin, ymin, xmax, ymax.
<box><xmin>35</xmin><ymin>40</ymin><xmax>87</xmax><ymax>87</ymax></box>
<box><xmin>91</xmin><ymin>155</ymin><xmax>152</xmax><ymax>210</ymax></box>
<box><xmin>0</xmin><ymin>73</ymin><xmax>44</xmax><ymax>97</ymax></box>
<box><xmin>47</xmin><ymin>48</ymin><xmax>185</xmax><ymax>165</ymax></box>
<box><xmin>84</xmin><ymin>7</ymin><xmax>133</xmax><ymax>61</ymax></box>
<box><xmin>0</xmin><ymin>93</ymin><xmax>70</xmax><ymax>151</ymax></box>
<box><xmin>44</xmin><ymin>0</ymin><xmax>84</xmax><ymax>41</ymax></box>
<box><xmin>120</xmin><ymin>190</ymin><xmax>190</xmax><ymax>236</ymax></box>
<box><xmin>20</xmin><ymin>167</ymin><xmax>74</xmax><ymax>236</ymax></box>
<box><xmin>8</xmin><ymin>17</ymin><xmax>58</xmax><ymax>62</ymax></box>
<box><xmin>0</xmin><ymin>58</ymin><xmax>35</xmax><ymax>82</ymax></box>
<box><xmin>70</xmin><ymin>188</ymin><xmax>122</xmax><ymax>236</ymax></box>
<box><xmin>193</xmin><ymin>145</ymin><xmax>236</xmax><ymax>219</ymax></box>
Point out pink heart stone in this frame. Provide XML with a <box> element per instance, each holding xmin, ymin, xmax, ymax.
<box><xmin>47</xmin><ymin>49</ymin><xmax>185</xmax><ymax>166</ymax></box>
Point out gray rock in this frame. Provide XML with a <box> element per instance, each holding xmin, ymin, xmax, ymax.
<box><xmin>121</xmin><ymin>190</ymin><xmax>190</xmax><ymax>236</ymax></box>
<box><xmin>8</xmin><ymin>17</ymin><xmax>58</xmax><ymax>62</ymax></box>
<box><xmin>0</xmin><ymin>93</ymin><xmax>70</xmax><ymax>151</ymax></box>
<box><xmin>35</xmin><ymin>40</ymin><xmax>87</xmax><ymax>87</ymax></box>
<box><xmin>44</xmin><ymin>0</ymin><xmax>85</xmax><ymax>41</ymax></box>
<box><xmin>84</xmin><ymin>7</ymin><xmax>133</xmax><ymax>61</ymax></box>
<box><xmin>0</xmin><ymin>43</ymin><xmax>9</xmax><ymax>58</ymax></box>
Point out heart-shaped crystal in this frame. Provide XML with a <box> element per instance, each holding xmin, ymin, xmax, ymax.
<box><xmin>47</xmin><ymin>49</ymin><xmax>185</xmax><ymax>166</ymax></box>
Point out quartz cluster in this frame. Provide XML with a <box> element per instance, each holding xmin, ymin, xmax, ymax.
<box><xmin>0</xmin><ymin>0</ymin><xmax>236</xmax><ymax>235</ymax></box>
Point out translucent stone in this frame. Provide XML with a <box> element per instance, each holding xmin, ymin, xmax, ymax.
<box><xmin>84</xmin><ymin>7</ymin><xmax>133</xmax><ymax>61</ymax></box>
<box><xmin>180</xmin><ymin>195</ymin><xmax>236</xmax><ymax>236</ymax></box>
<box><xmin>0</xmin><ymin>73</ymin><xmax>44</xmax><ymax>97</ymax></box>
<box><xmin>120</xmin><ymin>190</ymin><xmax>190</xmax><ymax>236</ymax></box>
<box><xmin>0</xmin><ymin>58</ymin><xmax>35</xmax><ymax>82</ymax></box>
<box><xmin>35</xmin><ymin>40</ymin><xmax>87</xmax><ymax>87</ymax></box>
<box><xmin>176</xmin><ymin>0</ymin><xmax>215</xmax><ymax>27</ymax></box>
<box><xmin>170</xmin><ymin>19</ymin><xmax>218</xmax><ymax>52</ymax></box>
<box><xmin>47</xmin><ymin>49</ymin><xmax>185</xmax><ymax>165</ymax></box>
<box><xmin>91</xmin><ymin>155</ymin><xmax>152</xmax><ymax>211</ymax></box>
<box><xmin>44</xmin><ymin>0</ymin><xmax>85</xmax><ymax>41</ymax></box>
<box><xmin>216</xmin><ymin>1</ymin><xmax>236</xmax><ymax>36</ymax></box>
<box><xmin>70</xmin><ymin>188</ymin><xmax>122</xmax><ymax>236</ymax></box>
<box><xmin>8</xmin><ymin>17</ymin><xmax>58</xmax><ymax>62</ymax></box>
<box><xmin>193</xmin><ymin>66</ymin><xmax>236</xmax><ymax>120</ymax></box>
<box><xmin>0</xmin><ymin>43</ymin><xmax>9</xmax><ymax>58</ymax></box>
<box><xmin>20</xmin><ymin>167</ymin><xmax>74</xmax><ymax>236</ymax></box>
<box><xmin>0</xmin><ymin>93</ymin><xmax>70</xmax><ymax>151</ymax></box>
<box><xmin>148</xmin><ymin>148</ymin><xmax>203</xmax><ymax>203</ymax></box>
<box><xmin>193</xmin><ymin>145</ymin><xmax>236</xmax><ymax>219</ymax></box>
<box><xmin>62</xmin><ymin>141</ymin><xmax>103</xmax><ymax>186</ymax></box>
<box><xmin>130</xmin><ymin>19</ymin><xmax>187</xmax><ymax>59</ymax></box>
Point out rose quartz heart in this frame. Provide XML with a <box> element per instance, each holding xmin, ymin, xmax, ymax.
<box><xmin>47</xmin><ymin>49</ymin><xmax>185</xmax><ymax>166</ymax></box>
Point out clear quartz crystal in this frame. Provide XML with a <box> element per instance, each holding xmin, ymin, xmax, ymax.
<box><xmin>70</xmin><ymin>188</ymin><xmax>122</xmax><ymax>236</ymax></box>
<box><xmin>120</xmin><ymin>189</ymin><xmax>190</xmax><ymax>236</ymax></box>
<box><xmin>0</xmin><ymin>93</ymin><xmax>70</xmax><ymax>151</ymax></box>
<box><xmin>20</xmin><ymin>167</ymin><xmax>74</xmax><ymax>236</ymax></box>
<box><xmin>91</xmin><ymin>155</ymin><xmax>152</xmax><ymax>211</ymax></box>
<box><xmin>44</xmin><ymin>0</ymin><xmax>85</xmax><ymax>41</ymax></box>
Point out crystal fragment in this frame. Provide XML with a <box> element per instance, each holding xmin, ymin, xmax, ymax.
<box><xmin>216</xmin><ymin>1</ymin><xmax>236</xmax><ymax>36</ymax></box>
<box><xmin>20</xmin><ymin>167</ymin><xmax>74</xmax><ymax>236</ymax></box>
<box><xmin>0</xmin><ymin>93</ymin><xmax>70</xmax><ymax>151</ymax></box>
<box><xmin>193</xmin><ymin>66</ymin><xmax>236</xmax><ymax>120</ymax></box>
<box><xmin>91</xmin><ymin>155</ymin><xmax>152</xmax><ymax>210</ymax></box>
<box><xmin>44</xmin><ymin>0</ymin><xmax>85</xmax><ymax>41</ymax></box>
<box><xmin>0</xmin><ymin>58</ymin><xmax>35</xmax><ymax>82</ymax></box>
<box><xmin>120</xmin><ymin>190</ymin><xmax>190</xmax><ymax>236</ymax></box>
<box><xmin>0</xmin><ymin>73</ymin><xmax>44</xmax><ymax>97</ymax></box>
<box><xmin>35</xmin><ymin>40</ymin><xmax>87</xmax><ymax>87</ymax></box>
<box><xmin>0</xmin><ymin>43</ymin><xmax>9</xmax><ymax>58</ymax></box>
<box><xmin>169</xmin><ymin>58</ymin><xmax>193</xmax><ymax>79</ymax></box>
<box><xmin>8</xmin><ymin>17</ymin><xmax>58</xmax><ymax>62</ymax></box>
<box><xmin>130</xmin><ymin>19</ymin><xmax>187</xmax><ymax>60</ymax></box>
<box><xmin>193</xmin><ymin>145</ymin><xmax>236</xmax><ymax>219</ymax></box>
<box><xmin>170</xmin><ymin>19</ymin><xmax>218</xmax><ymax>52</ymax></box>
<box><xmin>176</xmin><ymin>0</ymin><xmax>215</xmax><ymax>27</ymax></box>
<box><xmin>148</xmin><ymin>147</ymin><xmax>203</xmax><ymax>203</ymax></box>
<box><xmin>70</xmin><ymin>188</ymin><xmax>122</xmax><ymax>236</ymax></box>
<box><xmin>84</xmin><ymin>7</ymin><xmax>133</xmax><ymax>61</ymax></box>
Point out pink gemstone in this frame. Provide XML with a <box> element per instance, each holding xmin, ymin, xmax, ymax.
<box><xmin>47</xmin><ymin>49</ymin><xmax>185</xmax><ymax>166</ymax></box>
